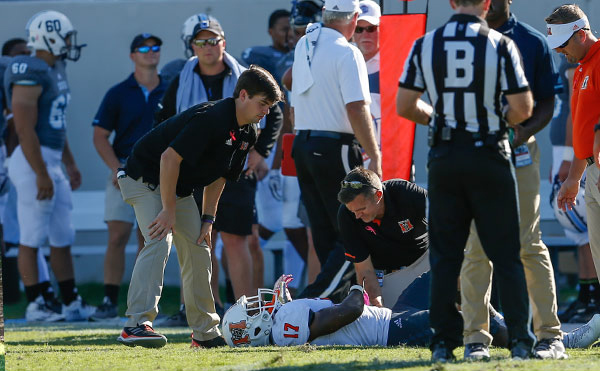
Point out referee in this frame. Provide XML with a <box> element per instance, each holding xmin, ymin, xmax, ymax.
<box><xmin>396</xmin><ymin>0</ymin><xmax>534</xmax><ymax>362</ymax></box>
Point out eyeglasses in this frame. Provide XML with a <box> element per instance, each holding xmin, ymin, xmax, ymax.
<box><xmin>355</xmin><ymin>25</ymin><xmax>378</xmax><ymax>34</ymax></box>
<box><xmin>558</xmin><ymin>28</ymin><xmax>588</xmax><ymax>49</ymax></box>
<box><xmin>341</xmin><ymin>180</ymin><xmax>377</xmax><ymax>189</ymax></box>
<box><xmin>192</xmin><ymin>38</ymin><xmax>222</xmax><ymax>48</ymax></box>
<box><xmin>137</xmin><ymin>45</ymin><xmax>161</xmax><ymax>53</ymax></box>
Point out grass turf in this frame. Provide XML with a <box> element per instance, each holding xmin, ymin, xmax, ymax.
<box><xmin>5</xmin><ymin>324</ymin><xmax>600</xmax><ymax>371</ymax></box>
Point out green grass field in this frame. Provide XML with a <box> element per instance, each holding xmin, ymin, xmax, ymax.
<box><xmin>3</xmin><ymin>282</ymin><xmax>595</xmax><ymax>371</ymax></box>
<box><xmin>5</xmin><ymin>323</ymin><xmax>600</xmax><ymax>371</ymax></box>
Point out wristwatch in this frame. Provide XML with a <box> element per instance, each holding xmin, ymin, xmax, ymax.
<box><xmin>349</xmin><ymin>284</ymin><xmax>365</xmax><ymax>295</ymax></box>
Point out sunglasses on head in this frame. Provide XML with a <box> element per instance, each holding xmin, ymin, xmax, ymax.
<box><xmin>341</xmin><ymin>180</ymin><xmax>377</xmax><ymax>190</ymax></box>
<box><xmin>192</xmin><ymin>38</ymin><xmax>222</xmax><ymax>48</ymax></box>
<box><xmin>137</xmin><ymin>45</ymin><xmax>161</xmax><ymax>53</ymax></box>
<box><xmin>355</xmin><ymin>25</ymin><xmax>378</xmax><ymax>34</ymax></box>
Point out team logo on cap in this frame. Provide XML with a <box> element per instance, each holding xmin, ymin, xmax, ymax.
<box><xmin>360</xmin><ymin>4</ymin><xmax>369</xmax><ymax>14</ymax></box>
<box><xmin>573</xmin><ymin>24</ymin><xmax>579</xmax><ymax>30</ymax></box>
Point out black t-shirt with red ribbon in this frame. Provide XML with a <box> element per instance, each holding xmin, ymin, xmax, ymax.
<box><xmin>125</xmin><ymin>97</ymin><xmax>258</xmax><ymax>197</ymax></box>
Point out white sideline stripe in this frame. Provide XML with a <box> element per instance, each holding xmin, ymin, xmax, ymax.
<box><xmin>319</xmin><ymin>260</ymin><xmax>351</xmax><ymax>298</ymax></box>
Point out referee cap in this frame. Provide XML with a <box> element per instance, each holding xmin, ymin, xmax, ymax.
<box><xmin>358</xmin><ymin>0</ymin><xmax>380</xmax><ymax>25</ymax></box>
<box><xmin>546</xmin><ymin>17</ymin><xmax>588</xmax><ymax>49</ymax></box>
<box><xmin>325</xmin><ymin>0</ymin><xmax>360</xmax><ymax>13</ymax></box>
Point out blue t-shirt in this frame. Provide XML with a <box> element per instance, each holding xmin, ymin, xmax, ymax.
<box><xmin>549</xmin><ymin>54</ymin><xmax>578</xmax><ymax>146</ymax></box>
<box><xmin>241</xmin><ymin>45</ymin><xmax>286</xmax><ymax>77</ymax></box>
<box><xmin>4</xmin><ymin>56</ymin><xmax>70</xmax><ymax>151</ymax></box>
<box><xmin>497</xmin><ymin>14</ymin><xmax>560</xmax><ymax>104</ymax></box>
<box><xmin>92</xmin><ymin>73</ymin><xmax>167</xmax><ymax>160</ymax></box>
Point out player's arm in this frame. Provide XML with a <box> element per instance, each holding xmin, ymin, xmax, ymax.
<box><xmin>11</xmin><ymin>84</ymin><xmax>53</xmax><ymax>200</ymax></box>
<box><xmin>198</xmin><ymin>177</ymin><xmax>227</xmax><ymax>246</ymax></box>
<box><xmin>512</xmin><ymin>95</ymin><xmax>554</xmax><ymax>147</ymax></box>
<box><xmin>354</xmin><ymin>257</ymin><xmax>383</xmax><ymax>307</ymax></box>
<box><xmin>395</xmin><ymin>87</ymin><xmax>432</xmax><ymax>126</ymax></box>
<box><xmin>93</xmin><ymin>126</ymin><xmax>122</xmax><ymax>188</ymax></box>
<box><xmin>558</xmin><ymin>157</ymin><xmax>587</xmax><ymax>211</ymax></box>
<box><xmin>62</xmin><ymin>138</ymin><xmax>81</xmax><ymax>190</ymax></box>
<box><xmin>308</xmin><ymin>288</ymin><xmax>364</xmax><ymax>342</ymax></box>
<box><xmin>346</xmin><ymin>100</ymin><xmax>382</xmax><ymax>178</ymax></box>
<box><xmin>504</xmin><ymin>91</ymin><xmax>533</xmax><ymax>126</ymax></box>
<box><xmin>148</xmin><ymin>147</ymin><xmax>181</xmax><ymax>241</ymax></box>
<box><xmin>559</xmin><ymin>67</ymin><xmax>576</xmax><ymax>181</ymax></box>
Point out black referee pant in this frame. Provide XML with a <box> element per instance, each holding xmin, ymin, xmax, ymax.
<box><xmin>292</xmin><ymin>130</ymin><xmax>362</xmax><ymax>303</ymax></box>
<box><xmin>427</xmin><ymin>130</ymin><xmax>533</xmax><ymax>351</ymax></box>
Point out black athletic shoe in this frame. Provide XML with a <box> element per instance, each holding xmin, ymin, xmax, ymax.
<box><xmin>431</xmin><ymin>342</ymin><xmax>455</xmax><ymax>363</ymax></box>
<box><xmin>559</xmin><ymin>299</ymin><xmax>588</xmax><ymax>322</ymax></box>
<box><xmin>117</xmin><ymin>324</ymin><xmax>167</xmax><ymax>348</ymax></box>
<box><xmin>190</xmin><ymin>334</ymin><xmax>227</xmax><ymax>349</ymax></box>
<box><xmin>510</xmin><ymin>340</ymin><xmax>533</xmax><ymax>360</ymax></box>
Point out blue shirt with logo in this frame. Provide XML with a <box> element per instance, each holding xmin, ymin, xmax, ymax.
<box><xmin>92</xmin><ymin>73</ymin><xmax>167</xmax><ymax>160</ymax></box>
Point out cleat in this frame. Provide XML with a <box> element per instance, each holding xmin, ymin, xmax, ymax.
<box><xmin>431</xmin><ymin>342</ymin><xmax>455</xmax><ymax>363</ymax></box>
<box><xmin>563</xmin><ymin>314</ymin><xmax>600</xmax><ymax>348</ymax></box>
<box><xmin>190</xmin><ymin>333</ymin><xmax>227</xmax><ymax>349</ymax></box>
<box><xmin>464</xmin><ymin>343</ymin><xmax>490</xmax><ymax>361</ymax></box>
<box><xmin>25</xmin><ymin>296</ymin><xmax>65</xmax><ymax>322</ymax></box>
<box><xmin>90</xmin><ymin>297</ymin><xmax>119</xmax><ymax>322</ymax></box>
<box><xmin>117</xmin><ymin>324</ymin><xmax>167</xmax><ymax>348</ymax></box>
<box><xmin>510</xmin><ymin>340</ymin><xmax>533</xmax><ymax>360</ymax></box>
<box><xmin>63</xmin><ymin>295</ymin><xmax>96</xmax><ymax>321</ymax></box>
<box><xmin>534</xmin><ymin>338</ymin><xmax>568</xmax><ymax>359</ymax></box>
<box><xmin>155</xmin><ymin>304</ymin><xmax>187</xmax><ymax>327</ymax></box>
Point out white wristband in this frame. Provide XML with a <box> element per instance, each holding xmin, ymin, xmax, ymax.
<box><xmin>349</xmin><ymin>284</ymin><xmax>364</xmax><ymax>295</ymax></box>
<box><xmin>563</xmin><ymin>147</ymin><xmax>574</xmax><ymax>161</ymax></box>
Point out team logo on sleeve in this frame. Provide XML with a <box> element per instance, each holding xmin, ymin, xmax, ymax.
<box><xmin>228</xmin><ymin>321</ymin><xmax>250</xmax><ymax>345</ymax></box>
<box><xmin>582</xmin><ymin>76</ymin><xmax>589</xmax><ymax>90</ymax></box>
<box><xmin>398</xmin><ymin>219</ymin><xmax>414</xmax><ymax>233</ymax></box>
<box><xmin>240</xmin><ymin>141</ymin><xmax>249</xmax><ymax>150</ymax></box>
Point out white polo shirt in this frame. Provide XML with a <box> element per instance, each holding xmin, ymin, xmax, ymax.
<box><xmin>291</xmin><ymin>27</ymin><xmax>371</xmax><ymax>134</ymax></box>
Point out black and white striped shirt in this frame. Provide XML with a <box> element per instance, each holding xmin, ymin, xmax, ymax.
<box><xmin>399</xmin><ymin>14</ymin><xmax>529</xmax><ymax>134</ymax></box>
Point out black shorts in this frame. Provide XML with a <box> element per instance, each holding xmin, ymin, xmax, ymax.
<box><xmin>213</xmin><ymin>175</ymin><xmax>257</xmax><ymax>236</ymax></box>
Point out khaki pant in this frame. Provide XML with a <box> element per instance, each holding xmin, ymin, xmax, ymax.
<box><xmin>119</xmin><ymin>175</ymin><xmax>221</xmax><ymax>340</ymax></box>
<box><xmin>382</xmin><ymin>250</ymin><xmax>430</xmax><ymax>308</ymax></box>
<box><xmin>460</xmin><ymin>138</ymin><xmax>561</xmax><ymax>345</ymax></box>
<box><xmin>586</xmin><ymin>165</ymin><xmax>600</xmax><ymax>279</ymax></box>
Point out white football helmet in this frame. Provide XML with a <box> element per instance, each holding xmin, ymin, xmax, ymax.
<box><xmin>26</xmin><ymin>10</ymin><xmax>85</xmax><ymax>61</ymax></box>
<box><xmin>550</xmin><ymin>173</ymin><xmax>587</xmax><ymax>233</ymax></box>
<box><xmin>181</xmin><ymin>13</ymin><xmax>218</xmax><ymax>58</ymax></box>
<box><xmin>222</xmin><ymin>289</ymin><xmax>283</xmax><ymax>347</ymax></box>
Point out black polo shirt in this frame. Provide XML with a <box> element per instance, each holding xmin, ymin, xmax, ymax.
<box><xmin>338</xmin><ymin>179</ymin><xmax>428</xmax><ymax>270</ymax></box>
<box><xmin>125</xmin><ymin>97</ymin><xmax>258</xmax><ymax>197</ymax></box>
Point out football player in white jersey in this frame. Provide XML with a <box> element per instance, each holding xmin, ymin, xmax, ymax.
<box><xmin>5</xmin><ymin>10</ymin><xmax>95</xmax><ymax>322</ymax></box>
<box><xmin>223</xmin><ymin>275</ymin><xmax>600</xmax><ymax>350</ymax></box>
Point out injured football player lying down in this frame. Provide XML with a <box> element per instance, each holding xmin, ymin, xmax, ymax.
<box><xmin>223</xmin><ymin>275</ymin><xmax>600</xmax><ymax>350</ymax></box>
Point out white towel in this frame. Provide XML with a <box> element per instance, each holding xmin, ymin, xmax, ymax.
<box><xmin>294</xmin><ymin>22</ymin><xmax>322</xmax><ymax>95</ymax></box>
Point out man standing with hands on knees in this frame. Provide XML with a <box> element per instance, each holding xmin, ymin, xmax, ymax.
<box><xmin>116</xmin><ymin>66</ymin><xmax>283</xmax><ymax>349</ymax></box>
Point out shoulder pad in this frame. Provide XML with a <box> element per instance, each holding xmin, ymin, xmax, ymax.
<box><xmin>5</xmin><ymin>55</ymin><xmax>50</xmax><ymax>86</ymax></box>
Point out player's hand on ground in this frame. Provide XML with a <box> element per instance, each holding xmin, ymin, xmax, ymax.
<box><xmin>148</xmin><ymin>208</ymin><xmax>176</xmax><ymax>240</ymax></box>
<box><xmin>268</xmin><ymin>169</ymin><xmax>283</xmax><ymax>201</ymax></box>
<box><xmin>196</xmin><ymin>222</ymin><xmax>213</xmax><ymax>247</ymax></box>
<box><xmin>66</xmin><ymin>163</ymin><xmax>82</xmax><ymax>190</ymax></box>
<box><xmin>557</xmin><ymin>177</ymin><xmax>580</xmax><ymax>211</ymax></box>
<box><xmin>36</xmin><ymin>173</ymin><xmax>54</xmax><ymax>200</ymax></box>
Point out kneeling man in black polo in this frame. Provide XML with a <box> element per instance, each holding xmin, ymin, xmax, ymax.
<box><xmin>116</xmin><ymin>65</ymin><xmax>283</xmax><ymax>349</ymax></box>
<box><xmin>338</xmin><ymin>167</ymin><xmax>429</xmax><ymax>309</ymax></box>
